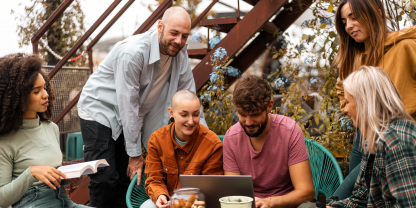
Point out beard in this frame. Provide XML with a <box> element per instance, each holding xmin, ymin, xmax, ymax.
<box><xmin>240</xmin><ymin>112</ymin><xmax>268</xmax><ymax>138</ymax></box>
<box><xmin>159</xmin><ymin>26</ymin><xmax>182</xmax><ymax>57</ymax></box>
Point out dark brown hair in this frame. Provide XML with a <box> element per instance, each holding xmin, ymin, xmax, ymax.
<box><xmin>334</xmin><ymin>0</ymin><xmax>388</xmax><ymax>80</ymax></box>
<box><xmin>233</xmin><ymin>75</ymin><xmax>271</xmax><ymax>113</ymax></box>
<box><xmin>0</xmin><ymin>53</ymin><xmax>55</xmax><ymax>136</ymax></box>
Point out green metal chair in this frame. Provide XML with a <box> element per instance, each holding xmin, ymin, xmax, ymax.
<box><xmin>304</xmin><ymin>138</ymin><xmax>344</xmax><ymax>199</ymax></box>
<box><xmin>126</xmin><ymin>136</ymin><xmax>344</xmax><ymax>207</ymax></box>
<box><xmin>126</xmin><ymin>168</ymin><xmax>149</xmax><ymax>208</ymax></box>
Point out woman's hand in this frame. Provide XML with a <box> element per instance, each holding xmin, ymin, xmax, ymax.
<box><xmin>156</xmin><ymin>194</ymin><xmax>170</xmax><ymax>208</ymax></box>
<box><xmin>29</xmin><ymin>166</ymin><xmax>68</xmax><ymax>189</ymax></box>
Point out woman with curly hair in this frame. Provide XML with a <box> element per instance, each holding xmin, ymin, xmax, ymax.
<box><xmin>0</xmin><ymin>53</ymin><xmax>89</xmax><ymax>208</ymax></box>
<box><xmin>332</xmin><ymin>0</ymin><xmax>416</xmax><ymax>200</ymax></box>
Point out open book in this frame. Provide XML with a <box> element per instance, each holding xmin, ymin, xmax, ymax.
<box><xmin>58</xmin><ymin>159</ymin><xmax>109</xmax><ymax>179</ymax></box>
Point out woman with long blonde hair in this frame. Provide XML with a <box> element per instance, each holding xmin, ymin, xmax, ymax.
<box><xmin>332</xmin><ymin>0</ymin><xmax>416</xmax><ymax>199</ymax></box>
<box><xmin>327</xmin><ymin>66</ymin><xmax>416</xmax><ymax>207</ymax></box>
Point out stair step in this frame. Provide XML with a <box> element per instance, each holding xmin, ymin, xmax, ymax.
<box><xmin>200</xmin><ymin>17</ymin><xmax>239</xmax><ymax>33</ymax></box>
<box><xmin>188</xmin><ymin>48</ymin><xmax>210</xmax><ymax>59</ymax></box>
<box><xmin>242</xmin><ymin>0</ymin><xmax>259</xmax><ymax>6</ymax></box>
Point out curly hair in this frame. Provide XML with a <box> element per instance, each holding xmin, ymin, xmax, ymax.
<box><xmin>233</xmin><ymin>75</ymin><xmax>271</xmax><ymax>113</ymax></box>
<box><xmin>0</xmin><ymin>53</ymin><xmax>55</xmax><ymax>136</ymax></box>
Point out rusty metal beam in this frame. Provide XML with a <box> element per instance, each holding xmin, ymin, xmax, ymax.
<box><xmin>192</xmin><ymin>0</ymin><xmax>287</xmax><ymax>90</ymax></box>
<box><xmin>191</xmin><ymin>0</ymin><xmax>218</xmax><ymax>29</ymax></box>
<box><xmin>48</xmin><ymin>0</ymin><xmax>122</xmax><ymax>79</ymax></box>
<box><xmin>53</xmin><ymin>91</ymin><xmax>81</xmax><ymax>124</ymax></box>
<box><xmin>242</xmin><ymin>0</ymin><xmax>259</xmax><ymax>6</ymax></box>
<box><xmin>31</xmin><ymin>0</ymin><xmax>75</xmax><ymax>54</ymax></box>
<box><xmin>133</xmin><ymin>0</ymin><xmax>172</xmax><ymax>35</ymax></box>
<box><xmin>200</xmin><ymin>17</ymin><xmax>238</xmax><ymax>26</ymax></box>
<box><xmin>88</xmin><ymin>49</ymin><xmax>93</xmax><ymax>73</ymax></box>
<box><xmin>87</xmin><ymin>0</ymin><xmax>135</xmax><ymax>50</ymax></box>
<box><xmin>226</xmin><ymin>0</ymin><xmax>313</xmax><ymax>86</ymax></box>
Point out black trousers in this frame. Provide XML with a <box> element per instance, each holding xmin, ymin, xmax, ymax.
<box><xmin>80</xmin><ymin>118</ymin><xmax>130</xmax><ymax>208</ymax></box>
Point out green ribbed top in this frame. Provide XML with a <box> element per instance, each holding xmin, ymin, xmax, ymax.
<box><xmin>0</xmin><ymin>116</ymin><xmax>62</xmax><ymax>207</ymax></box>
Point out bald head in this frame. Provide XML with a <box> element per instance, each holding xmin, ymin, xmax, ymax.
<box><xmin>171</xmin><ymin>90</ymin><xmax>199</xmax><ymax>110</ymax></box>
<box><xmin>161</xmin><ymin>7</ymin><xmax>191</xmax><ymax>28</ymax></box>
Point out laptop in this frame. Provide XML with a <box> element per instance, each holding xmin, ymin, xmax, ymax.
<box><xmin>180</xmin><ymin>175</ymin><xmax>256</xmax><ymax>208</ymax></box>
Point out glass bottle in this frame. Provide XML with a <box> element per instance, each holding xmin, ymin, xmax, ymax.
<box><xmin>171</xmin><ymin>188</ymin><xmax>205</xmax><ymax>208</ymax></box>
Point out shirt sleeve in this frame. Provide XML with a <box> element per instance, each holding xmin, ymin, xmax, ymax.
<box><xmin>177</xmin><ymin>53</ymin><xmax>208</xmax><ymax>127</ymax></box>
<box><xmin>336</xmin><ymin>77</ymin><xmax>346</xmax><ymax>114</ymax></box>
<box><xmin>326</xmin><ymin>157</ymin><xmax>368</xmax><ymax>208</ymax></box>
<box><xmin>288</xmin><ymin>124</ymin><xmax>309</xmax><ymax>166</ymax></box>
<box><xmin>201</xmin><ymin>142</ymin><xmax>224</xmax><ymax>175</ymax></box>
<box><xmin>384</xmin><ymin>135</ymin><xmax>416</xmax><ymax>208</ymax></box>
<box><xmin>145</xmin><ymin>135</ymin><xmax>169</xmax><ymax>203</ymax></box>
<box><xmin>0</xmin><ymin>139</ymin><xmax>38</xmax><ymax>208</ymax></box>
<box><xmin>222</xmin><ymin>131</ymin><xmax>240</xmax><ymax>173</ymax></box>
<box><xmin>113</xmin><ymin>52</ymin><xmax>143</xmax><ymax>157</ymax></box>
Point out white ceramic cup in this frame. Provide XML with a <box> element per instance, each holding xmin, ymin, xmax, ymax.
<box><xmin>219</xmin><ymin>196</ymin><xmax>253</xmax><ymax>208</ymax></box>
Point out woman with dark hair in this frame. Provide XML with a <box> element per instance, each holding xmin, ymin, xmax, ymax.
<box><xmin>0</xmin><ymin>53</ymin><xmax>89</xmax><ymax>208</ymax></box>
<box><xmin>332</xmin><ymin>0</ymin><xmax>416</xmax><ymax>200</ymax></box>
<box><xmin>327</xmin><ymin>66</ymin><xmax>416</xmax><ymax>207</ymax></box>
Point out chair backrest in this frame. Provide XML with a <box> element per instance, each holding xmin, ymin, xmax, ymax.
<box><xmin>126</xmin><ymin>168</ymin><xmax>149</xmax><ymax>208</ymax></box>
<box><xmin>304</xmin><ymin>138</ymin><xmax>344</xmax><ymax>199</ymax></box>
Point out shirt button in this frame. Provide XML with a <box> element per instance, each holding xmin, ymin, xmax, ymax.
<box><xmin>181</xmin><ymin>156</ymin><xmax>184</xmax><ymax>160</ymax></box>
<box><xmin>165</xmin><ymin>168</ymin><xmax>168</xmax><ymax>172</ymax></box>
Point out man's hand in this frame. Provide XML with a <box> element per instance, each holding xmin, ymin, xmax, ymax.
<box><xmin>30</xmin><ymin>166</ymin><xmax>68</xmax><ymax>189</ymax></box>
<box><xmin>127</xmin><ymin>155</ymin><xmax>145</xmax><ymax>185</ymax></box>
<box><xmin>255</xmin><ymin>197</ymin><xmax>273</xmax><ymax>208</ymax></box>
<box><xmin>156</xmin><ymin>194</ymin><xmax>170</xmax><ymax>208</ymax></box>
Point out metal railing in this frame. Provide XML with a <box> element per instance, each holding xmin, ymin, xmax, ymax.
<box><xmin>43</xmin><ymin>65</ymin><xmax>90</xmax><ymax>134</ymax></box>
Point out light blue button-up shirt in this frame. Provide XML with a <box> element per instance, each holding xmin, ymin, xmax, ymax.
<box><xmin>78</xmin><ymin>29</ymin><xmax>206</xmax><ymax>157</ymax></box>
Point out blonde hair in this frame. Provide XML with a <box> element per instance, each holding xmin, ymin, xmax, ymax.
<box><xmin>343</xmin><ymin>66</ymin><xmax>414</xmax><ymax>153</ymax></box>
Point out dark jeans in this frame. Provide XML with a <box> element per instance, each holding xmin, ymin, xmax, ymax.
<box><xmin>332</xmin><ymin>129</ymin><xmax>363</xmax><ymax>200</ymax></box>
<box><xmin>12</xmin><ymin>181</ymin><xmax>90</xmax><ymax>208</ymax></box>
<box><xmin>80</xmin><ymin>118</ymin><xmax>130</xmax><ymax>208</ymax></box>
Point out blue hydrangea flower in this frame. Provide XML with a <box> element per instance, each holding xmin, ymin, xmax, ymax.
<box><xmin>310</xmin><ymin>77</ymin><xmax>317</xmax><ymax>84</ymax></box>
<box><xmin>297</xmin><ymin>44</ymin><xmax>305</xmax><ymax>54</ymax></box>
<box><xmin>275</xmin><ymin>78</ymin><xmax>285</xmax><ymax>87</ymax></box>
<box><xmin>209</xmin><ymin>36</ymin><xmax>221</xmax><ymax>48</ymax></box>
<box><xmin>191</xmin><ymin>33</ymin><xmax>202</xmax><ymax>42</ymax></box>
<box><xmin>212</xmin><ymin>86</ymin><xmax>218</xmax><ymax>90</ymax></box>
<box><xmin>210</xmin><ymin>72</ymin><xmax>218</xmax><ymax>83</ymax></box>
<box><xmin>278</xmin><ymin>35</ymin><xmax>283</xmax><ymax>40</ymax></box>
<box><xmin>212</xmin><ymin>47</ymin><xmax>227</xmax><ymax>61</ymax></box>
<box><xmin>226</xmin><ymin>66</ymin><xmax>240</xmax><ymax>77</ymax></box>
<box><xmin>200</xmin><ymin>93</ymin><xmax>211</xmax><ymax>101</ymax></box>
<box><xmin>301</xmin><ymin>20</ymin><xmax>310</xmax><ymax>28</ymax></box>
<box><xmin>340</xmin><ymin>117</ymin><xmax>352</xmax><ymax>131</ymax></box>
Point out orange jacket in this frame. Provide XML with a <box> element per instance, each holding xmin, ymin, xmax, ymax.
<box><xmin>144</xmin><ymin>123</ymin><xmax>223</xmax><ymax>202</ymax></box>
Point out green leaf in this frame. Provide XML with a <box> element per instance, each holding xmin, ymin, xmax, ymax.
<box><xmin>329</xmin><ymin>31</ymin><xmax>336</xmax><ymax>38</ymax></box>
<box><xmin>302</xmin><ymin>34</ymin><xmax>309</xmax><ymax>40</ymax></box>
<box><xmin>320</xmin><ymin>23</ymin><xmax>327</xmax><ymax>29</ymax></box>
<box><xmin>327</xmin><ymin>5</ymin><xmax>334</xmax><ymax>13</ymax></box>
<box><xmin>315</xmin><ymin>116</ymin><xmax>320</xmax><ymax>125</ymax></box>
<box><xmin>410</xmin><ymin>11</ymin><xmax>416</xmax><ymax>20</ymax></box>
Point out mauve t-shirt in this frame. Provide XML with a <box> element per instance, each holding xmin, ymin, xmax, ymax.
<box><xmin>223</xmin><ymin>114</ymin><xmax>309</xmax><ymax>198</ymax></box>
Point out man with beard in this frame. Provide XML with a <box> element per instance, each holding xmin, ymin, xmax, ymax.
<box><xmin>223</xmin><ymin>75</ymin><xmax>315</xmax><ymax>208</ymax></box>
<box><xmin>77</xmin><ymin>7</ymin><xmax>206</xmax><ymax>208</ymax></box>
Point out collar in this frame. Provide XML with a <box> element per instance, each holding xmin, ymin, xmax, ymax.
<box><xmin>170</xmin><ymin>122</ymin><xmax>200</xmax><ymax>154</ymax></box>
<box><xmin>21</xmin><ymin>115</ymin><xmax>41</xmax><ymax>129</ymax></box>
<box><xmin>149</xmin><ymin>29</ymin><xmax>161</xmax><ymax>65</ymax></box>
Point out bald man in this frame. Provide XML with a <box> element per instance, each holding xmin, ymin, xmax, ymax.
<box><xmin>78</xmin><ymin>7</ymin><xmax>206</xmax><ymax>208</ymax></box>
<box><xmin>143</xmin><ymin>90</ymin><xmax>223</xmax><ymax>208</ymax></box>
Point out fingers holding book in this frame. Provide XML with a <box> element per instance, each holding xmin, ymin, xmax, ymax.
<box><xmin>29</xmin><ymin>166</ymin><xmax>68</xmax><ymax>189</ymax></box>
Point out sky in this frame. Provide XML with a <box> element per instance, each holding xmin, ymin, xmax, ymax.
<box><xmin>0</xmin><ymin>0</ymin><xmax>256</xmax><ymax>57</ymax></box>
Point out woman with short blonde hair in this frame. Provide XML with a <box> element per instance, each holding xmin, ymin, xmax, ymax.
<box><xmin>326</xmin><ymin>66</ymin><xmax>416</xmax><ymax>207</ymax></box>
